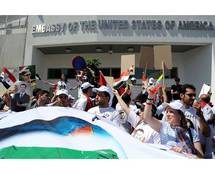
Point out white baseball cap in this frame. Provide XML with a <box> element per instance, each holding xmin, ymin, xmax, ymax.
<box><xmin>148</xmin><ymin>77</ymin><xmax>155</xmax><ymax>85</ymax></box>
<box><xmin>130</xmin><ymin>77</ymin><xmax>136</xmax><ymax>81</ymax></box>
<box><xmin>163</xmin><ymin>100</ymin><xmax>185</xmax><ymax>113</ymax></box>
<box><xmin>56</xmin><ymin>89</ymin><xmax>69</xmax><ymax>96</ymax></box>
<box><xmin>68</xmin><ymin>94</ymin><xmax>75</xmax><ymax>100</ymax></box>
<box><xmin>94</xmin><ymin>86</ymin><xmax>113</xmax><ymax>107</ymax></box>
<box><xmin>94</xmin><ymin>86</ymin><xmax>112</xmax><ymax>97</ymax></box>
<box><xmin>81</xmin><ymin>82</ymin><xmax>94</xmax><ymax>90</ymax></box>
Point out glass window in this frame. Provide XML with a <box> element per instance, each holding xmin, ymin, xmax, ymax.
<box><xmin>100</xmin><ymin>68</ymin><xmax>110</xmax><ymax>76</ymax></box>
<box><xmin>111</xmin><ymin>68</ymin><xmax>120</xmax><ymax>79</ymax></box>
<box><xmin>146</xmin><ymin>67</ymin><xmax>178</xmax><ymax>79</ymax></box>
<box><xmin>66</xmin><ymin>69</ymin><xmax>77</xmax><ymax>78</ymax></box>
<box><xmin>135</xmin><ymin>68</ymin><xmax>144</xmax><ymax>79</ymax></box>
<box><xmin>48</xmin><ymin>69</ymin><xmax>62</xmax><ymax>79</ymax></box>
<box><xmin>47</xmin><ymin>68</ymin><xmax>77</xmax><ymax>79</ymax></box>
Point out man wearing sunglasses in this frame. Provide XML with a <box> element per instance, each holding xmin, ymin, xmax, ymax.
<box><xmin>179</xmin><ymin>84</ymin><xmax>210</xmax><ymax>156</ymax></box>
<box><xmin>179</xmin><ymin>84</ymin><xmax>208</xmax><ymax>134</ymax></box>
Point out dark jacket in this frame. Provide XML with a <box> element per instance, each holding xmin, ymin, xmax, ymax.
<box><xmin>11</xmin><ymin>92</ymin><xmax>30</xmax><ymax>112</ymax></box>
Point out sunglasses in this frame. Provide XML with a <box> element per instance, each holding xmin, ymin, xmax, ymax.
<box><xmin>185</xmin><ymin>93</ymin><xmax>196</xmax><ymax>97</ymax></box>
<box><xmin>24</xmin><ymin>74</ymin><xmax>31</xmax><ymax>76</ymax></box>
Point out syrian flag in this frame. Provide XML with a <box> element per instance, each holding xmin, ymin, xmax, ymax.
<box><xmin>114</xmin><ymin>70</ymin><xmax>130</xmax><ymax>86</ymax></box>
<box><xmin>99</xmin><ymin>70</ymin><xmax>107</xmax><ymax>86</ymax></box>
<box><xmin>113</xmin><ymin>71</ymin><xmax>130</xmax><ymax>95</ymax></box>
<box><xmin>113</xmin><ymin>69</ymin><xmax>130</xmax><ymax>95</ymax></box>
<box><xmin>113</xmin><ymin>65</ymin><xmax>136</xmax><ymax>95</ymax></box>
<box><xmin>0</xmin><ymin>67</ymin><xmax>17</xmax><ymax>89</ymax></box>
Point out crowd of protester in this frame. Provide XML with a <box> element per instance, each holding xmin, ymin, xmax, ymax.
<box><xmin>0</xmin><ymin>68</ymin><xmax>215</xmax><ymax>159</ymax></box>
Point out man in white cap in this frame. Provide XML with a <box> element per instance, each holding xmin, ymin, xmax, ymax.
<box><xmin>130</xmin><ymin>77</ymin><xmax>136</xmax><ymax>85</ymax></box>
<box><xmin>88</xmin><ymin>86</ymin><xmax>119</xmax><ymax>125</ymax></box>
<box><xmin>48</xmin><ymin>89</ymin><xmax>69</xmax><ymax>107</ymax></box>
<box><xmin>73</xmin><ymin>82</ymin><xmax>94</xmax><ymax>111</ymax></box>
<box><xmin>148</xmin><ymin>77</ymin><xmax>155</xmax><ymax>86</ymax></box>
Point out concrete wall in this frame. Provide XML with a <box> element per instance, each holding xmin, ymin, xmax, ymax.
<box><xmin>182</xmin><ymin>45</ymin><xmax>211</xmax><ymax>96</ymax></box>
<box><xmin>211</xmin><ymin>43</ymin><xmax>215</xmax><ymax>103</ymax></box>
<box><xmin>0</xmin><ymin>34</ymin><xmax>25</xmax><ymax>67</ymax></box>
<box><xmin>172</xmin><ymin>52</ymin><xmax>186</xmax><ymax>83</ymax></box>
<box><xmin>171</xmin><ymin>45</ymin><xmax>212</xmax><ymax>97</ymax></box>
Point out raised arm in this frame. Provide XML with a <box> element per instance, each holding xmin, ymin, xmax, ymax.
<box><xmin>142</xmin><ymin>86</ymin><xmax>161</xmax><ymax>133</ymax></box>
<box><xmin>112</xmin><ymin>89</ymin><xmax>130</xmax><ymax>115</ymax></box>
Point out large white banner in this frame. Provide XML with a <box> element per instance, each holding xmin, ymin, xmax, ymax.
<box><xmin>0</xmin><ymin>107</ymin><xmax>188</xmax><ymax>159</ymax></box>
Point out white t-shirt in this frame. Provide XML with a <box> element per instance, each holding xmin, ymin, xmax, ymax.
<box><xmin>88</xmin><ymin>106</ymin><xmax>118</xmax><ymax>121</ymax></box>
<box><xmin>73</xmin><ymin>94</ymin><xmax>87</xmax><ymax>111</ymax></box>
<box><xmin>132</xmin><ymin>121</ymin><xmax>161</xmax><ymax>144</ymax></box>
<box><xmin>115</xmin><ymin>103</ymin><xmax>138</xmax><ymax>113</ymax></box>
<box><xmin>115</xmin><ymin>103</ymin><xmax>140</xmax><ymax>132</ymax></box>
<box><xmin>88</xmin><ymin>106</ymin><xmax>130</xmax><ymax>132</ymax></box>
<box><xmin>212</xmin><ymin>106</ymin><xmax>215</xmax><ymax>114</ymax></box>
<box><xmin>201</xmin><ymin>104</ymin><xmax>214</xmax><ymax>122</ymax></box>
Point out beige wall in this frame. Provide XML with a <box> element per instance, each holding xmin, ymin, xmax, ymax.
<box><xmin>154</xmin><ymin>45</ymin><xmax>172</xmax><ymax>69</ymax></box>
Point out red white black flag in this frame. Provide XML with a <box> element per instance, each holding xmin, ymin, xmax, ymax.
<box><xmin>0</xmin><ymin>67</ymin><xmax>17</xmax><ymax>89</ymax></box>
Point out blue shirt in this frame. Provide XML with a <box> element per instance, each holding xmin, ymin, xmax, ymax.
<box><xmin>160</xmin><ymin>121</ymin><xmax>200</xmax><ymax>146</ymax></box>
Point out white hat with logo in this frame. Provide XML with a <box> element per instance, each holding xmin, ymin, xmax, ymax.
<box><xmin>163</xmin><ymin>100</ymin><xmax>185</xmax><ymax>113</ymax></box>
<box><xmin>80</xmin><ymin>82</ymin><xmax>94</xmax><ymax>90</ymax></box>
<box><xmin>94</xmin><ymin>86</ymin><xmax>112</xmax><ymax>97</ymax></box>
<box><xmin>130</xmin><ymin>77</ymin><xmax>136</xmax><ymax>81</ymax></box>
<box><xmin>94</xmin><ymin>85</ymin><xmax>113</xmax><ymax>107</ymax></box>
<box><xmin>56</xmin><ymin>89</ymin><xmax>69</xmax><ymax>96</ymax></box>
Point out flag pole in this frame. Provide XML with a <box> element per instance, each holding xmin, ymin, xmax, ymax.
<box><xmin>144</xmin><ymin>63</ymin><xmax>147</xmax><ymax>75</ymax></box>
<box><xmin>162</xmin><ymin>60</ymin><xmax>165</xmax><ymax>87</ymax></box>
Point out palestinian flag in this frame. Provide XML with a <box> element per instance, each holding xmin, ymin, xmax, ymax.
<box><xmin>0</xmin><ymin>67</ymin><xmax>17</xmax><ymax>89</ymax></box>
<box><xmin>99</xmin><ymin>70</ymin><xmax>107</xmax><ymax>86</ymax></box>
<box><xmin>0</xmin><ymin>107</ymin><xmax>188</xmax><ymax>159</ymax></box>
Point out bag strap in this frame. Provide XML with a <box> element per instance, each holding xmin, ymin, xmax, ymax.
<box><xmin>187</xmin><ymin>127</ymin><xmax>194</xmax><ymax>145</ymax></box>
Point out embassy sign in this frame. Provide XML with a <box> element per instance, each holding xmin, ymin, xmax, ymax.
<box><xmin>32</xmin><ymin>20</ymin><xmax>215</xmax><ymax>34</ymax></box>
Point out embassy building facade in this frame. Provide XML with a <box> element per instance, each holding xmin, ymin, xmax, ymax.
<box><xmin>0</xmin><ymin>15</ymin><xmax>215</xmax><ymax>101</ymax></box>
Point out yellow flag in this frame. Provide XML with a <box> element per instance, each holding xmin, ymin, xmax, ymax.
<box><xmin>157</xmin><ymin>74</ymin><xmax>164</xmax><ymax>83</ymax></box>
